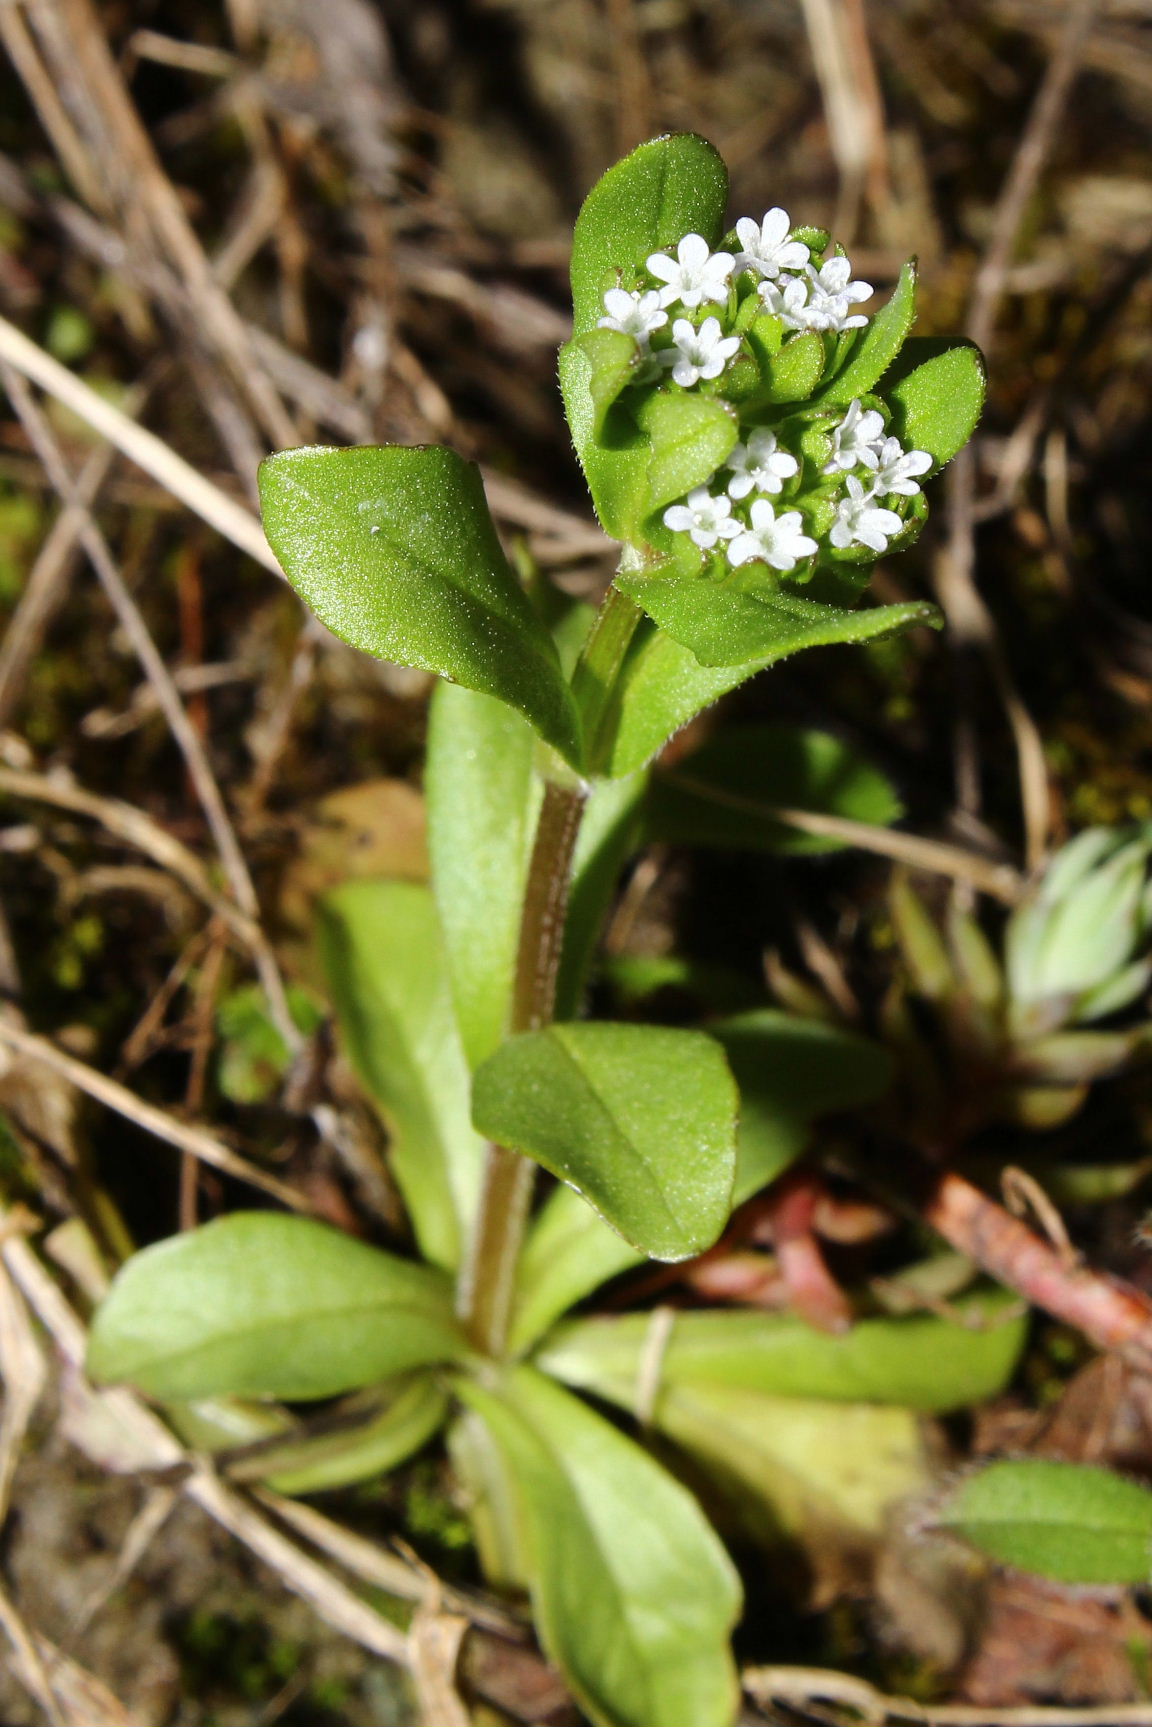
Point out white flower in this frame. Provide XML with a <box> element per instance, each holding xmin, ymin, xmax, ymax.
<box><xmin>761</xmin><ymin>256</ymin><xmax>873</xmax><ymax>333</ymax></box>
<box><xmin>728</xmin><ymin>499</ymin><xmax>818</xmax><ymax>572</ymax></box>
<box><xmin>663</xmin><ymin>486</ymin><xmax>742</xmax><ymax>550</ymax></box>
<box><xmin>727</xmin><ymin>427</ymin><xmax>799</xmax><ymax>499</ymax></box>
<box><xmin>872</xmin><ymin>435</ymin><xmax>933</xmax><ymax>496</ymax></box>
<box><xmin>733</xmin><ymin>208</ymin><xmax>810</xmax><ymax>281</ymax></box>
<box><xmin>823</xmin><ymin>398</ymin><xmax>886</xmax><ymax>474</ymax></box>
<box><xmin>646</xmin><ymin>233</ymin><xmax>734</xmax><ymax>309</ymax></box>
<box><xmin>664</xmin><ymin>316</ymin><xmax>741</xmax><ymax>387</ymax></box>
<box><xmin>829</xmin><ymin>475</ymin><xmax>904</xmax><ymax>553</ymax></box>
<box><xmin>597</xmin><ymin>287</ymin><xmax>668</xmax><ymax>345</ymax></box>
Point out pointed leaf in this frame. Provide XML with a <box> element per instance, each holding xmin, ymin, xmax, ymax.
<box><xmin>559</xmin><ymin>341</ymin><xmax>652</xmax><ymax>541</ymax></box>
<box><xmin>814</xmin><ymin>259</ymin><xmax>917</xmax><ymax>405</ymax></box>
<box><xmin>649</xmin><ymin>723</ymin><xmax>902</xmax><ymax>854</ymax></box>
<box><xmin>884</xmin><ymin>338</ymin><xmax>986</xmax><ymax>469</ymax></box>
<box><xmin>319</xmin><ymin>880</ymin><xmax>485</xmax><ymax>1269</ymax></box>
<box><xmin>457</xmin><ymin>1367</ymin><xmax>741</xmax><ymax>1727</ymax></box>
<box><xmin>758</xmin><ymin>330</ymin><xmax>826</xmax><ymax>403</ymax></box>
<box><xmin>617</xmin><ymin>568</ymin><xmax>941</xmax><ymax>668</ymax></box>
<box><xmin>259</xmin><ymin>445</ymin><xmax>582</xmax><ymax>766</ymax></box>
<box><xmin>87</xmin><ymin>1213</ymin><xmax>466</xmax><ymax>1402</ymax></box>
<box><xmin>538</xmin><ymin>1290</ymin><xmax>1027</xmax><ymax>1413</ymax></box>
<box><xmin>937</xmin><ymin>1459</ymin><xmax>1152</xmax><ymax>1584</ymax></box>
<box><xmin>472</xmin><ymin>1022</ymin><xmax>738</xmax><ymax>1261</ymax></box>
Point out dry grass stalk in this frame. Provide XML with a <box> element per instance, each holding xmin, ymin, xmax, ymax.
<box><xmin>0</xmin><ymin>1021</ymin><xmax>309</xmax><ymax>1209</ymax></box>
<box><xmin>0</xmin><ymin>359</ymin><xmax>299</xmax><ymax>1048</ymax></box>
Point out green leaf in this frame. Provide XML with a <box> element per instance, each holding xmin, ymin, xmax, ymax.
<box><xmin>578</xmin><ymin>327</ymin><xmax>646</xmax><ymax>437</ymax></box>
<box><xmin>241</xmin><ymin>1376</ymin><xmax>450</xmax><ymax>1496</ymax></box>
<box><xmin>635</xmin><ymin>389</ymin><xmax>739</xmax><ymax>517</ymax></box>
<box><xmin>617</xmin><ymin>569</ymin><xmax>941</xmax><ymax>668</ymax></box>
<box><xmin>937</xmin><ymin>1459</ymin><xmax>1152</xmax><ymax>1584</ymax></box>
<box><xmin>603</xmin><ymin>624</ymin><xmax>771</xmax><ymax>778</ymax></box>
<box><xmin>569</xmin><ymin>134</ymin><xmax>729</xmax><ymax>338</ymax></box>
<box><xmin>87</xmin><ymin>1213</ymin><xmax>467</xmax><ymax>1402</ymax></box>
<box><xmin>814</xmin><ymin>259</ymin><xmax>917</xmax><ymax>406</ymax></box>
<box><xmin>563</xmin><ymin>136</ymin><xmax>729</xmax><ymax>541</ymax></box>
<box><xmin>511</xmin><ymin>1183</ymin><xmax>644</xmax><ymax>1354</ymax></box>
<box><xmin>538</xmin><ymin>1290</ymin><xmax>1027</xmax><ymax>1413</ymax></box>
<box><xmin>884</xmin><ymin>338</ymin><xmax>986</xmax><ymax>469</ymax></box>
<box><xmin>714</xmin><ymin>1010</ymin><xmax>894</xmax><ymax>1200</ymax></box>
<box><xmin>457</xmin><ymin>1367</ymin><xmax>741</xmax><ymax>1727</ymax></box>
<box><xmin>648</xmin><ymin>723</ymin><xmax>902</xmax><ymax>854</ymax></box>
<box><xmin>559</xmin><ymin>341</ymin><xmax>651</xmax><ymax>542</ymax></box>
<box><xmin>427</xmin><ymin>683</ymin><xmax>543</xmax><ymax>1071</ymax></box>
<box><xmin>624</xmin><ymin>1379</ymin><xmax>928</xmax><ymax>1555</ymax></box>
<box><xmin>557</xmin><ymin>769</ymin><xmax>648</xmax><ymax>1020</ymax></box>
<box><xmin>472</xmin><ymin>1022</ymin><xmax>738</xmax><ymax>1261</ymax></box>
<box><xmin>259</xmin><ymin>445</ymin><xmax>582</xmax><ymax>767</ymax></box>
<box><xmin>216</xmin><ymin>983</ymin><xmax>324</xmax><ymax>1105</ymax></box>
<box><xmin>757</xmin><ymin>330</ymin><xmax>826</xmax><ymax>403</ymax></box>
<box><xmin>319</xmin><ymin>880</ymin><xmax>485</xmax><ymax>1270</ymax></box>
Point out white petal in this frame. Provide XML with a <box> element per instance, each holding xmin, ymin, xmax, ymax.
<box><xmin>646</xmin><ymin>251</ymin><xmax>678</xmax><ymax>280</ymax></box>
<box><xmin>761</xmin><ymin>208</ymin><xmax>791</xmax><ymax>246</ymax></box>
<box><xmin>685</xmin><ymin>486</ymin><xmax>714</xmax><ymax>510</ymax></box>
<box><xmin>727</xmin><ymin>473</ymin><xmax>754</xmax><ymax>500</ymax></box>
<box><xmin>735</xmin><ymin>217</ymin><xmax>760</xmax><ymax>251</ymax></box>
<box><xmin>671</xmin><ymin>359</ymin><xmax>700</xmax><ymax>386</ymax></box>
<box><xmin>678</xmin><ymin>233</ymin><xmax>710</xmax><ymax>267</ymax></box>
<box><xmin>727</xmin><ymin>534</ymin><xmax>760</xmax><ymax>566</ymax></box>
<box><xmin>829</xmin><ymin>519</ymin><xmax>855</xmax><ymax>549</ymax></box>
<box><xmin>748</xmin><ymin>499</ymin><xmax>777</xmax><ymax>530</ymax></box>
<box><xmin>663</xmin><ymin>505</ymin><xmax>695</xmax><ymax>532</ymax></box>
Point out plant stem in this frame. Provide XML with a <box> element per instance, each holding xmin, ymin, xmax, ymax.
<box><xmin>458</xmin><ymin>579</ymin><xmax>645</xmax><ymax>1359</ymax></box>
<box><xmin>570</xmin><ymin>584</ymin><xmax>644</xmax><ymax>775</ymax></box>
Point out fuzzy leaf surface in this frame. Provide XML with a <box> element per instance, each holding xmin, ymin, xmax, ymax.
<box><xmin>259</xmin><ymin>445</ymin><xmax>581</xmax><ymax>766</ymax></box>
<box><xmin>87</xmin><ymin>1214</ymin><xmax>466</xmax><ymax>1402</ymax></box>
<box><xmin>319</xmin><ymin>880</ymin><xmax>485</xmax><ymax>1269</ymax></box>
<box><xmin>814</xmin><ymin>259</ymin><xmax>917</xmax><ymax>405</ymax></box>
<box><xmin>938</xmin><ymin>1459</ymin><xmax>1152</xmax><ymax>1583</ymax></box>
<box><xmin>457</xmin><ymin>1367</ymin><xmax>741</xmax><ymax>1727</ymax></box>
<box><xmin>603</xmin><ymin>624</ymin><xmax>772</xmax><ymax>778</ymax></box>
<box><xmin>427</xmin><ymin>683</ymin><xmax>543</xmax><ymax>1070</ymax></box>
<box><xmin>884</xmin><ymin>338</ymin><xmax>986</xmax><ymax>469</ymax></box>
<box><xmin>472</xmin><ymin>1022</ymin><xmax>737</xmax><ymax>1260</ymax></box>
<box><xmin>616</xmin><ymin>570</ymin><xmax>941</xmax><ymax>668</ymax></box>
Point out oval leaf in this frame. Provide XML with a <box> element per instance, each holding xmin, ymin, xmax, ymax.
<box><xmin>636</xmin><ymin>389</ymin><xmax>739</xmax><ymax>517</ymax></box>
<box><xmin>427</xmin><ymin>683</ymin><xmax>543</xmax><ymax>1071</ymax></box>
<box><xmin>259</xmin><ymin>445</ymin><xmax>582</xmax><ymax>767</ymax></box>
<box><xmin>569</xmin><ymin>133</ymin><xmax>729</xmax><ymax>338</ymax></box>
<box><xmin>87</xmin><ymin>1213</ymin><xmax>467</xmax><ymax>1402</ymax></box>
<box><xmin>472</xmin><ymin>1022</ymin><xmax>738</xmax><ymax>1260</ymax></box>
<box><xmin>884</xmin><ymin>337</ymin><xmax>986</xmax><ymax>469</ymax></box>
<box><xmin>937</xmin><ymin>1459</ymin><xmax>1152</xmax><ymax>1584</ymax></box>
<box><xmin>458</xmin><ymin>1367</ymin><xmax>741</xmax><ymax>1727</ymax></box>
<box><xmin>319</xmin><ymin>880</ymin><xmax>485</xmax><ymax>1270</ymax></box>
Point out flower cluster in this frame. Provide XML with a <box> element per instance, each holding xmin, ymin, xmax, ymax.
<box><xmin>597</xmin><ymin>209</ymin><xmax>933</xmax><ymax>578</ymax></box>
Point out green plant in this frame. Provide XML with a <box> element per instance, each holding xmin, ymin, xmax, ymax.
<box><xmin>85</xmin><ymin>135</ymin><xmax>994</xmax><ymax>1727</ymax></box>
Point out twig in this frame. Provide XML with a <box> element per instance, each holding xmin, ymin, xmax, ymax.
<box><xmin>923</xmin><ymin>1168</ymin><xmax>1152</xmax><ymax>1371</ymax></box>
<box><xmin>0</xmin><ymin>313</ymin><xmax>278</xmax><ymax>571</ymax></box>
<box><xmin>744</xmin><ymin>1664</ymin><xmax>1152</xmax><ymax>1725</ymax></box>
<box><xmin>0</xmin><ymin>764</ymin><xmax>259</xmax><ymax>952</ymax></box>
<box><xmin>935</xmin><ymin>0</ymin><xmax>1100</xmax><ymax>872</ymax></box>
<box><xmin>0</xmin><ymin>1021</ymin><xmax>309</xmax><ymax>1210</ymax></box>
<box><xmin>660</xmin><ymin>773</ymin><xmax>1024</xmax><ymax>903</ymax></box>
<box><xmin>0</xmin><ymin>1580</ymin><xmax>67</xmax><ymax>1727</ymax></box>
<box><xmin>0</xmin><ymin>1213</ymin><xmax>413</xmax><ymax>1671</ymax></box>
<box><xmin>254</xmin><ymin>1489</ymin><xmax>521</xmax><ymax>1637</ymax></box>
<box><xmin>0</xmin><ymin>361</ymin><xmax>299</xmax><ymax>1050</ymax></box>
